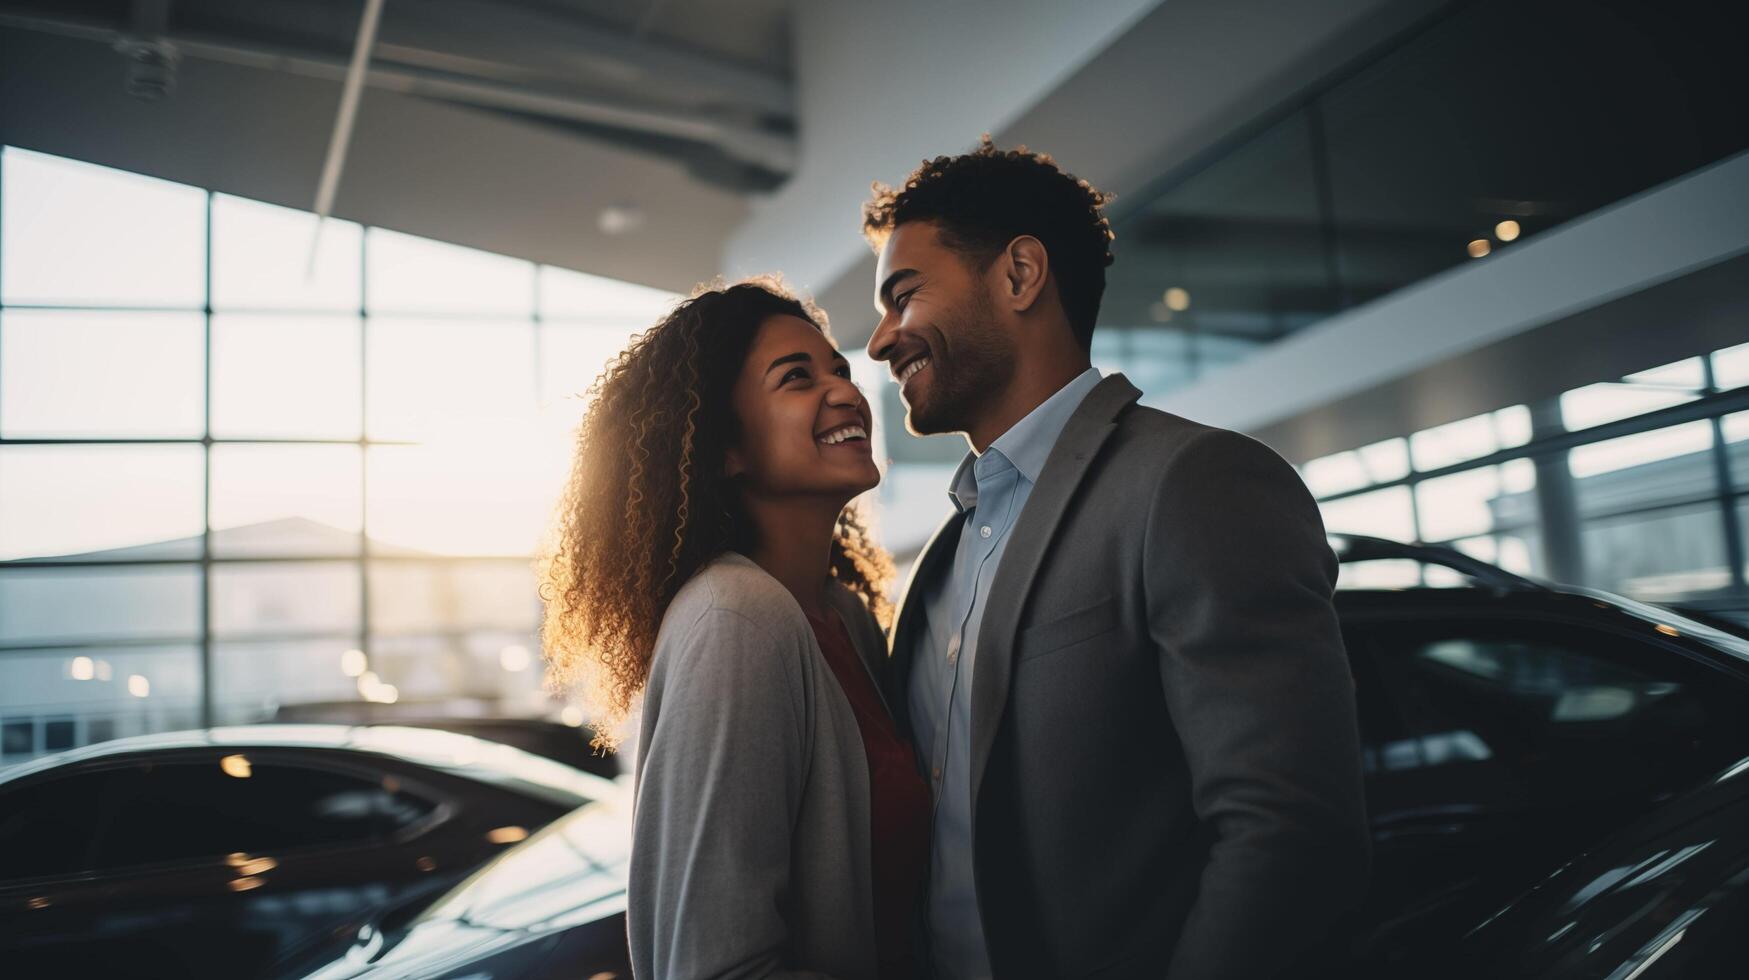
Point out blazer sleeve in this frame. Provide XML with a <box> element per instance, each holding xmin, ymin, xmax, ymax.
<box><xmin>627</xmin><ymin>605</ymin><xmax>840</xmax><ymax>980</ymax></box>
<box><xmin>1143</xmin><ymin>428</ymin><xmax>1371</xmax><ymax>980</ymax></box>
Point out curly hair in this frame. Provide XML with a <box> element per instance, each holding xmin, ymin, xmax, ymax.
<box><xmin>863</xmin><ymin>135</ymin><xmax>1116</xmax><ymax>349</ymax></box>
<box><xmin>538</xmin><ymin>277</ymin><xmax>894</xmax><ymax>750</ymax></box>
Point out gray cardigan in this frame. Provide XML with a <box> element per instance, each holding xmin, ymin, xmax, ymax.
<box><xmin>628</xmin><ymin>552</ymin><xmax>889</xmax><ymax>980</ymax></box>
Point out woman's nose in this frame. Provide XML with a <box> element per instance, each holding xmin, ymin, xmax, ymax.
<box><xmin>825</xmin><ymin>374</ymin><xmax>864</xmax><ymax>406</ymax></box>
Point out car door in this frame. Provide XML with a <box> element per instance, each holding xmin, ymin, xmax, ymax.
<box><xmin>1342</xmin><ymin>611</ymin><xmax>1749</xmax><ymax>970</ymax></box>
<box><xmin>13</xmin><ymin>752</ymin><xmax>450</xmax><ymax>980</ymax></box>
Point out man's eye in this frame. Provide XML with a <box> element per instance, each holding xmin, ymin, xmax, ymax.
<box><xmin>895</xmin><ymin>290</ymin><xmax>917</xmax><ymax>311</ymax></box>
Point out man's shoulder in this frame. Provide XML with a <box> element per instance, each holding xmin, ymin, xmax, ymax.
<box><xmin>1107</xmin><ymin>403</ymin><xmax>1296</xmax><ymax>477</ymax></box>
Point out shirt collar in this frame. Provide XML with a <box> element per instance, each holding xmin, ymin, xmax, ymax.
<box><xmin>946</xmin><ymin>367</ymin><xmax>1102</xmax><ymax>512</ymax></box>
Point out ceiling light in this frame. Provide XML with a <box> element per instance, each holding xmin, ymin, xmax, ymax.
<box><xmin>599</xmin><ymin>205</ymin><xmax>645</xmax><ymax>236</ymax></box>
<box><xmin>128</xmin><ymin>674</ymin><xmax>151</xmax><ymax>698</ymax></box>
<box><xmin>1495</xmin><ymin>220</ymin><xmax>1521</xmax><ymax>242</ymax></box>
<box><xmin>1164</xmin><ymin>287</ymin><xmax>1191</xmax><ymax>311</ymax></box>
<box><xmin>1467</xmin><ymin>239</ymin><xmax>1491</xmax><ymax>259</ymax></box>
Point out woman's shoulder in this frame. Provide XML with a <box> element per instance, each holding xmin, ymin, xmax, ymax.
<box><xmin>660</xmin><ymin>553</ymin><xmax>809</xmax><ymax>650</ymax></box>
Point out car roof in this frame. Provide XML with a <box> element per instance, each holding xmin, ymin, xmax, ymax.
<box><xmin>0</xmin><ymin>723</ymin><xmax>620</xmax><ymax>802</ymax></box>
<box><xmin>1334</xmin><ymin>583</ymin><xmax>1749</xmax><ymax>667</ymax></box>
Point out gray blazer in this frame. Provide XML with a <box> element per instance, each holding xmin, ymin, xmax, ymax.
<box><xmin>629</xmin><ymin>552</ymin><xmax>890</xmax><ymax>980</ymax></box>
<box><xmin>890</xmin><ymin>374</ymin><xmax>1370</xmax><ymax>978</ymax></box>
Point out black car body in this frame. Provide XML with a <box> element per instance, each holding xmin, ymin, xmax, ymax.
<box><xmin>285</xmin><ymin>790</ymin><xmax>631</xmax><ymax>980</ymax></box>
<box><xmin>0</xmin><ymin>725</ymin><xmax>619</xmax><ymax>979</ymax></box>
<box><xmin>1331</xmin><ymin>536</ymin><xmax>1749</xmax><ymax>974</ymax></box>
<box><xmin>1431</xmin><ymin>752</ymin><xmax>1749</xmax><ymax>978</ymax></box>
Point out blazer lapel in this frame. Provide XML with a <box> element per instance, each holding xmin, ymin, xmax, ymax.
<box><xmin>967</xmin><ymin>374</ymin><xmax>1142</xmax><ymax>809</ymax></box>
<box><xmin>886</xmin><ymin>510</ymin><xmax>967</xmax><ymax>729</ymax></box>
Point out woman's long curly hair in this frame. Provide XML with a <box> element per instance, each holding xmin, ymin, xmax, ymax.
<box><xmin>539</xmin><ymin>277</ymin><xmax>894</xmax><ymax>749</ymax></box>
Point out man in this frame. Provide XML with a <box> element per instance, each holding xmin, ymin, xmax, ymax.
<box><xmin>862</xmin><ymin>139</ymin><xmax>1370</xmax><ymax>979</ymax></box>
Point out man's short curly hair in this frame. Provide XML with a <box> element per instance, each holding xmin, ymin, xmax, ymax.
<box><xmin>863</xmin><ymin>136</ymin><xmax>1115</xmax><ymax>349</ymax></box>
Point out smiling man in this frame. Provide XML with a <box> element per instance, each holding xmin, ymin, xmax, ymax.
<box><xmin>863</xmin><ymin>140</ymin><xmax>1370</xmax><ymax>979</ymax></box>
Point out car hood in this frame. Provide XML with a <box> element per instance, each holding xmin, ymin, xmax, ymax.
<box><xmin>296</xmin><ymin>791</ymin><xmax>630</xmax><ymax>980</ymax></box>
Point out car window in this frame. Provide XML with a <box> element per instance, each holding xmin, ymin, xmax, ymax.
<box><xmin>1358</xmin><ymin>620</ymin><xmax>1747</xmax><ymax>801</ymax></box>
<box><xmin>0</xmin><ymin>769</ymin><xmax>135</xmax><ymax>881</ymax></box>
<box><xmin>94</xmin><ymin>757</ymin><xmax>437</xmax><ymax>871</ymax></box>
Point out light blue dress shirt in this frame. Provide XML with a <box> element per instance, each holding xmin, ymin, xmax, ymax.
<box><xmin>907</xmin><ymin>367</ymin><xmax>1103</xmax><ymax>979</ymax></box>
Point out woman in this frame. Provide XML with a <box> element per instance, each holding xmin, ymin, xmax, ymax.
<box><xmin>540</xmin><ymin>278</ymin><xmax>929</xmax><ymax>979</ymax></box>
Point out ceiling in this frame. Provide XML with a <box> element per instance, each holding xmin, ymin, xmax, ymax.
<box><xmin>0</xmin><ymin>0</ymin><xmax>798</xmax><ymax>290</ymax></box>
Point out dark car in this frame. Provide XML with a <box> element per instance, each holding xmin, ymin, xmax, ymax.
<box><xmin>282</xmin><ymin>788</ymin><xmax>631</xmax><ymax>980</ymax></box>
<box><xmin>1434</xmin><ymin>752</ymin><xmax>1749</xmax><ymax>978</ymax></box>
<box><xmin>1330</xmin><ymin>536</ymin><xmax>1749</xmax><ymax>975</ymax></box>
<box><xmin>0</xmin><ymin>725</ymin><xmax>620</xmax><ymax>980</ymax></box>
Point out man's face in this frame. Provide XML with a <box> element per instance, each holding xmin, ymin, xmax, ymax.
<box><xmin>866</xmin><ymin>221</ymin><xmax>1016</xmax><ymax>437</ymax></box>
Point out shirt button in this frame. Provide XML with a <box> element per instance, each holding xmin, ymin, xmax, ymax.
<box><xmin>979</xmin><ymin>525</ymin><xmax>992</xmax><ymax>538</ymax></box>
<box><xmin>932</xmin><ymin>767</ymin><xmax>942</xmax><ymax>781</ymax></box>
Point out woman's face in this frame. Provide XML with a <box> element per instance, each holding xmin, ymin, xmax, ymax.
<box><xmin>727</xmin><ymin>314</ymin><xmax>879</xmax><ymax>501</ymax></box>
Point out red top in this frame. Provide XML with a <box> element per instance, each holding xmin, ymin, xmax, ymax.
<box><xmin>807</xmin><ymin>606</ymin><xmax>931</xmax><ymax>980</ymax></box>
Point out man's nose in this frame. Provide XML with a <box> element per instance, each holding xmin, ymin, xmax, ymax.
<box><xmin>866</xmin><ymin>313</ymin><xmax>897</xmax><ymax>362</ymax></box>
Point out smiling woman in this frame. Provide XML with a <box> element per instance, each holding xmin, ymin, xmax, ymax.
<box><xmin>538</xmin><ymin>277</ymin><xmax>892</xmax><ymax>746</ymax></box>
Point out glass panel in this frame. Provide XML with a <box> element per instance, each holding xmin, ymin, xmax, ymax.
<box><xmin>365</xmin><ymin>229</ymin><xmax>535</xmax><ymax>316</ymax></box>
<box><xmin>0</xmin><ymin>311</ymin><xmax>204</xmax><ymax>438</ymax></box>
<box><xmin>0</xmin><ymin>646</ymin><xmax>202</xmax><ymax>762</ymax></box>
<box><xmin>1409</xmin><ymin>412</ymin><xmax>1505</xmax><ymax>472</ymax></box>
<box><xmin>210</xmin><ymin>314</ymin><xmax>362</xmax><ymax>439</ymax></box>
<box><xmin>1092</xmin><ymin>328</ymin><xmax>1198</xmax><ymax>402</ymax></box>
<box><xmin>1319</xmin><ymin>486</ymin><xmax>1416</xmax><ymax>541</ymax></box>
<box><xmin>1336</xmin><ymin>559</ymin><xmax>1422</xmax><ymax>590</ymax></box>
<box><xmin>213</xmin><ymin>637</ymin><xmax>369</xmax><ymax>725</ymax></box>
<box><xmin>210</xmin><ymin>561</ymin><xmax>361</xmax><ymax>637</ymax></box>
<box><xmin>1568</xmin><ymin>420</ymin><xmax>1714</xmax><ymax>481</ymax></box>
<box><xmin>0</xmin><ymin>148</ymin><xmax>206</xmax><ymax>307</ymax></box>
<box><xmin>366</xmin><ymin>442</ymin><xmax>567</xmax><ymax>557</ymax></box>
<box><xmin>371</xmin><ymin>630</ymin><xmax>544</xmax><ymax>707</ymax></box>
<box><xmin>0</xmin><ymin>565</ymin><xmax>201</xmax><ymax>645</ymax></box>
<box><xmin>538</xmin><ymin>321</ymin><xmax>644</xmax><ymax>423</ymax></box>
<box><xmin>211</xmin><ymin>194</ymin><xmax>361</xmax><ymax>311</ymax></box>
<box><xmin>537</xmin><ymin>264</ymin><xmax>674</xmax><ymax>321</ymax></box>
<box><xmin>1102</xmin><ymin>110</ymin><xmax>1333</xmax><ymax>355</ymax></box>
<box><xmin>209</xmin><ymin>444</ymin><xmax>363</xmax><ymax>557</ymax></box>
<box><xmin>1581</xmin><ymin>501</ymin><xmax>1730</xmax><ymax>600</ymax></box>
<box><xmin>366</xmin><ymin>317</ymin><xmax>537</xmax><ymax>441</ymax></box>
<box><xmin>369</xmin><ymin>559</ymin><xmax>540</xmax><ymax>634</ymax></box>
<box><xmin>1415</xmin><ymin>464</ymin><xmax>1534</xmax><ymax>543</ymax></box>
<box><xmin>0</xmin><ymin>445</ymin><xmax>204</xmax><ymax>560</ymax></box>
<box><xmin>1711</xmin><ymin>340</ymin><xmax>1749</xmax><ymax>391</ymax></box>
<box><xmin>1561</xmin><ymin>358</ymin><xmax>1705</xmax><ymax>431</ymax></box>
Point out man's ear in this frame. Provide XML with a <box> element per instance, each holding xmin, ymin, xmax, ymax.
<box><xmin>1001</xmin><ymin>236</ymin><xmax>1050</xmax><ymax>313</ymax></box>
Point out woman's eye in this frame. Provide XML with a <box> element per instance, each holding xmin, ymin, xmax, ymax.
<box><xmin>834</xmin><ymin>365</ymin><xmax>852</xmax><ymax>379</ymax></box>
<box><xmin>782</xmin><ymin>367</ymin><xmax>809</xmax><ymax>384</ymax></box>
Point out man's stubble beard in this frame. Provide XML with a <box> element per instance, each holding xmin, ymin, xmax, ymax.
<box><xmin>905</xmin><ymin>291</ymin><xmax>1015</xmax><ymax>437</ymax></box>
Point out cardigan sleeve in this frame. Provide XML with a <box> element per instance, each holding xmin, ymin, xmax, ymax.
<box><xmin>627</xmin><ymin>604</ymin><xmax>841</xmax><ymax>980</ymax></box>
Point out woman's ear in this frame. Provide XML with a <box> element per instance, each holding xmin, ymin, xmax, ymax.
<box><xmin>724</xmin><ymin>445</ymin><xmax>747</xmax><ymax>478</ymax></box>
